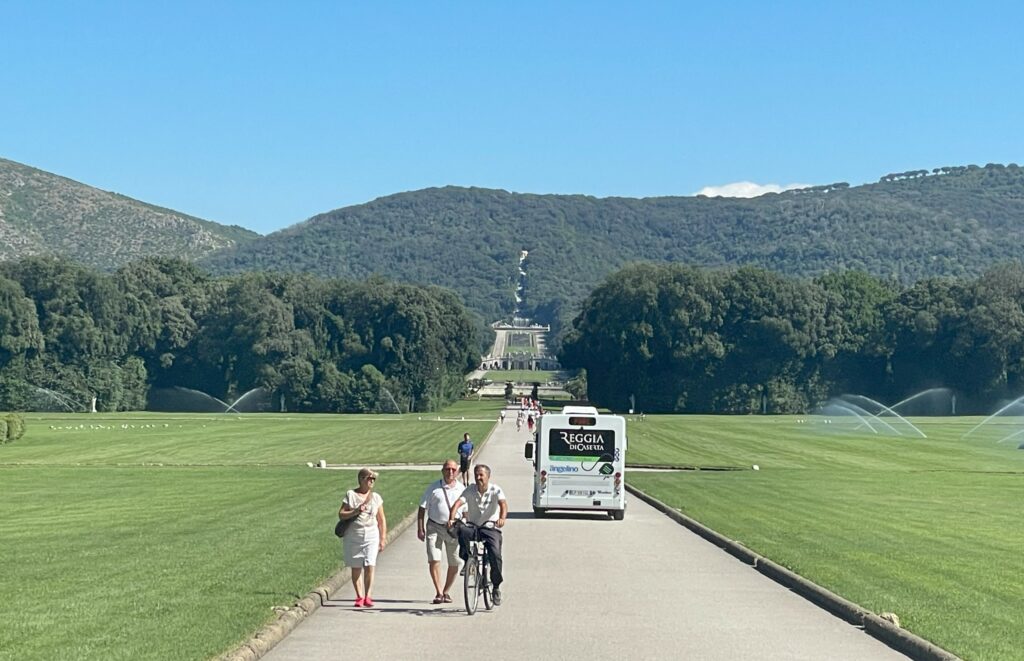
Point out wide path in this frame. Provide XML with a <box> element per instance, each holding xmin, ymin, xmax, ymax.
<box><xmin>264</xmin><ymin>414</ymin><xmax>907</xmax><ymax>660</ymax></box>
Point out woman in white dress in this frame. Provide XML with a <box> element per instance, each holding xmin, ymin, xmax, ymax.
<box><xmin>338</xmin><ymin>468</ymin><xmax>387</xmax><ymax>607</ymax></box>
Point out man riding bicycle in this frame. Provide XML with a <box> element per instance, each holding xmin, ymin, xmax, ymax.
<box><xmin>448</xmin><ymin>464</ymin><xmax>508</xmax><ymax>605</ymax></box>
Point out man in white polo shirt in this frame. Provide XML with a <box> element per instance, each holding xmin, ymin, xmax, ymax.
<box><xmin>447</xmin><ymin>463</ymin><xmax>508</xmax><ymax>605</ymax></box>
<box><xmin>417</xmin><ymin>459</ymin><xmax>465</xmax><ymax>604</ymax></box>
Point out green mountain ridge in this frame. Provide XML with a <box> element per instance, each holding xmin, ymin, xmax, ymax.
<box><xmin>201</xmin><ymin>163</ymin><xmax>1024</xmax><ymax>329</ymax></box>
<box><xmin>0</xmin><ymin>157</ymin><xmax>258</xmax><ymax>270</ymax></box>
<box><xmin>6</xmin><ymin>155</ymin><xmax>1024</xmax><ymax>334</ymax></box>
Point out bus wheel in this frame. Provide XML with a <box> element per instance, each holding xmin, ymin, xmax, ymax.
<box><xmin>533</xmin><ymin>507</ymin><xmax>546</xmax><ymax>518</ymax></box>
<box><xmin>610</xmin><ymin>509</ymin><xmax>625</xmax><ymax>521</ymax></box>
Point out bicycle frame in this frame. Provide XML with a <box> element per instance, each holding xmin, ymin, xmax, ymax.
<box><xmin>461</xmin><ymin>522</ymin><xmax>494</xmax><ymax>615</ymax></box>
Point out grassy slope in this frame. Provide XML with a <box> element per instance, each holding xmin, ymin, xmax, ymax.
<box><xmin>627</xmin><ymin>416</ymin><xmax>1024</xmax><ymax>661</ymax></box>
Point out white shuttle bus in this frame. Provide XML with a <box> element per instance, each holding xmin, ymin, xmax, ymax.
<box><xmin>523</xmin><ymin>405</ymin><xmax>627</xmax><ymax>520</ymax></box>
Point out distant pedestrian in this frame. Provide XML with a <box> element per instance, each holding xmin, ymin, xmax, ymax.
<box><xmin>457</xmin><ymin>432</ymin><xmax>474</xmax><ymax>485</ymax></box>
<box><xmin>417</xmin><ymin>460</ymin><xmax>465</xmax><ymax>604</ymax></box>
<box><xmin>338</xmin><ymin>468</ymin><xmax>387</xmax><ymax>607</ymax></box>
<box><xmin>527</xmin><ymin>414</ymin><xmax>535</xmax><ymax>433</ymax></box>
<box><xmin>499</xmin><ymin>410</ymin><xmax>506</xmax><ymax>424</ymax></box>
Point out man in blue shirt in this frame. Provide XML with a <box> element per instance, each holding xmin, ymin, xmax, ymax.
<box><xmin>456</xmin><ymin>432</ymin><xmax>474</xmax><ymax>485</ymax></box>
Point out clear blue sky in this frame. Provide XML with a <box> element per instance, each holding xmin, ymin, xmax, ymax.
<box><xmin>2</xmin><ymin>2</ymin><xmax>1022</xmax><ymax>235</ymax></box>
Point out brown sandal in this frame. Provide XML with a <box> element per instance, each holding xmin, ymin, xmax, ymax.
<box><xmin>442</xmin><ymin>594</ymin><xmax>453</xmax><ymax>603</ymax></box>
<box><xmin>432</xmin><ymin>595</ymin><xmax>444</xmax><ymax>604</ymax></box>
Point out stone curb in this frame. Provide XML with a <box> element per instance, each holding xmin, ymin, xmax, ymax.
<box><xmin>625</xmin><ymin>484</ymin><xmax>963</xmax><ymax>661</ymax></box>
<box><xmin>216</xmin><ymin>509</ymin><xmax>418</xmax><ymax>661</ymax></box>
<box><xmin>217</xmin><ymin>421</ymin><xmax>501</xmax><ymax>661</ymax></box>
<box><xmin>862</xmin><ymin>614</ymin><xmax>961</xmax><ymax>661</ymax></box>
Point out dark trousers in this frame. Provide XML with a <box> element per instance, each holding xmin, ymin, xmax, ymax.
<box><xmin>457</xmin><ymin>523</ymin><xmax>503</xmax><ymax>588</ymax></box>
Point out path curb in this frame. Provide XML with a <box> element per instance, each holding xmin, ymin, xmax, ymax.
<box><xmin>217</xmin><ymin>510</ymin><xmax>418</xmax><ymax>661</ymax></box>
<box><xmin>218</xmin><ymin>419</ymin><xmax>503</xmax><ymax>661</ymax></box>
<box><xmin>625</xmin><ymin>484</ymin><xmax>962</xmax><ymax>661</ymax></box>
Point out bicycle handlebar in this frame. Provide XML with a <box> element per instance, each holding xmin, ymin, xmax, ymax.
<box><xmin>456</xmin><ymin>520</ymin><xmax>496</xmax><ymax>529</ymax></box>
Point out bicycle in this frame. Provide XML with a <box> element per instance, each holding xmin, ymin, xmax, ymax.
<box><xmin>460</xmin><ymin>522</ymin><xmax>495</xmax><ymax>615</ymax></box>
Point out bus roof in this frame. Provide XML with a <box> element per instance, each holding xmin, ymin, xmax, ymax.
<box><xmin>559</xmin><ymin>405</ymin><xmax>600</xmax><ymax>416</ymax></box>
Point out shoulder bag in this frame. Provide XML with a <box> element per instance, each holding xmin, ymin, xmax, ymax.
<box><xmin>334</xmin><ymin>491</ymin><xmax>371</xmax><ymax>538</ymax></box>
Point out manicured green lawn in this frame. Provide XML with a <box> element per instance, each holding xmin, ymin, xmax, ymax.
<box><xmin>0</xmin><ymin>465</ymin><xmax>426</xmax><ymax>660</ymax></box>
<box><xmin>505</xmin><ymin>332</ymin><xmax>539</xmax><ymax>354</ymax></box>
<box><xmin>436</xmin><ymin>399</ymin><xmax>506</xmax><ymax>417</ymax></box>
<box><xmin>627</xmin><ymin>416</ymin><xmax>1024</xmax><ymax>661</ymax></box>
<box><xmin>0</xmin><ymin>413</ymin><xmax>494</xmax><ymax>466</ymax></box>
<box><xmin>483</xmin><ymin>370</ymin><xmax>554</xmax><ymax>383</ymax></box>
<box><xmin>0</xmin><ymin>408</ymin><xmax>498</xmax><ymax>660</ymax></box>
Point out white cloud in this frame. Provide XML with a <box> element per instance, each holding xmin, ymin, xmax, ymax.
<box><xmin>695</xmin><ymin>181</ymin><xmax>812</xmax><ymax>198</ymax></box>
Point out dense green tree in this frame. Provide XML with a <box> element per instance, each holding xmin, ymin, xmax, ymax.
<box><xmin>113</xmin><ymin>257</ymin><xmax>211</xmax><ymax>387</ymax></box>
<box><xmin>0</xmin><ymin>276</ymin><xmax>44</xmax><ymax>363</ymax></box>
<box><xmin>883</xmin><ymin>278</ymin><xmax>971</xmax><ymax>399</ymax></box>
<box><xmin>814</xmin><ymin>271</ymin><xmax>897</xmax><ymax>398</ymax></box>
<box><xmin>562</xmin><ymin>263</ymin><xmax>1024</xmax><ymax>414</ymax></box>
<box><xmin>562</xmin><ymin>263</ymin><xmax>726</xmax><ymax>412</ymax></box>
<box><xmin>0</xmin><ymin>257</ymin><xmax>149</xmax><ymax>410</ymax></box>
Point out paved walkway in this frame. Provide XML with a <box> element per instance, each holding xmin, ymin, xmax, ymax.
<box><xmin>264</xmin><ymin>416</ymin><xmax>908</xmax><ymax>660</ymax></box>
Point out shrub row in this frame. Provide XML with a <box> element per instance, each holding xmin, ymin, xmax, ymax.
<box><xmin>1</xmin><ymin>413</ymin><xmax>25</xmax><ymax>443</ymax></box>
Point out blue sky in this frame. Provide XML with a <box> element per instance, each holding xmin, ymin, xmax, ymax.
<box><xmin>2</xmin><ymin>2</ymin><xmax>1022</xmax><ymax>235</ymax></box>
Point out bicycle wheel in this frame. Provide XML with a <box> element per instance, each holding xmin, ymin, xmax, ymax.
<box><xmin>482</xmin><ymin>562</ymin><xmax>493</xmax><ymax>611</ymax></box>
<box><xmin>463</xmin><ymin>554</ymin><xmax>480</xmax><ymax>615</ymax></box>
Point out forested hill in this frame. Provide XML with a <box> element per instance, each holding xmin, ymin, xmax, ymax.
<box><xmin>0</xmin><ymin>158</ymin><xmax>258</xmax><ymax>270</ymax></box>
<box><xmin>201</xmin><ymin>164</ymin><xmax>1024</xmax><ymax>327</ymax></box>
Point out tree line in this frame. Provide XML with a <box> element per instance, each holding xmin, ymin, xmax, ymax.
<box><xmin>559</xmin><ymin>262</ymin><xmax>1024</xmax><ymax>414</ymax></box>
<box><xmin>0</xmin><ymin>257</ymin><xmax>480</xmax><ymax>413</ymax></box>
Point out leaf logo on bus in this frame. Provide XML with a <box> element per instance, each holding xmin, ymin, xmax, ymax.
<box><xmin>599</xmin><ymin>463</ymin><xmax>614</xmax><ymax>475</ymax></box>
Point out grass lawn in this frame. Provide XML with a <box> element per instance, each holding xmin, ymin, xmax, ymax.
<box><xmin>435</xmin><ymin>399</ymin><xmax>506</xmax><ymax>418</ymax></box>
<box><xmin>0</xmin><ymin>408</ymin><xmax>498</xmax><ymax>661</ymax></box>
<box><xmin>627</xmin><ymin>416</ymin><xmax>1024</xmax><ymax>661</ymax></box>
<box><xmin>483</xmin><ymin>370</ymin><xmax>554</xmax><ymax>383</ymax></box>
<box><xmin>0</xmin><ymin>413</ymin><xmax>495</xmax><ymax>466</ymax></box>
<box><xmin>505</xmin><ymin>332</ymin><xmax>538</xmax><ymax>354</ymax></box>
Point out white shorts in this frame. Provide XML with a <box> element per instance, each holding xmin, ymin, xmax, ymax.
<box><xmin>425</xmin><ymin>519</ymin><xmax>460</xmax><ymax>565</ymax></box>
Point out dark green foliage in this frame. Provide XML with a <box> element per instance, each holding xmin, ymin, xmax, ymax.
<box><xmin>2</xmin><ymin>413</ymin><xmax>25</xmax><ymax>442</ymax></box>
<box><xmin>563</xmin><ymin>369</ymin><xmax>587</xmax><ymax>400</ymax></box>
<box><xmin>561</xmin><ymin>262</ymin><xmax>1024</xmax><ymax>414</ymax></box>
<box><xmin>202</xmin><ymin>165</ymin><xmax>1024</xmax><ymax>333</ymax></box>
<box><xmin>0</xmin><ymin>257</ymin><xmax>479</xmax><ymax>413</ymax></box>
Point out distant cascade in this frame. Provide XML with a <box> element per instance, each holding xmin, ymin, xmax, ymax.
<box><xmin>479</xmin><ymin>248</ymin><xmax>560</xmax><ymax>372</ymax></box>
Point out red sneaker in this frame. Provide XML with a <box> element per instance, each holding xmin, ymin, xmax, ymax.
<box><xmin>363</xmin><ymin>597</ymin><xmax>375</xmax><ymax>607</ymax></box>
<box><xmin>354</xmin><ymin>597</ymin><xmax>365</xmax><ymax>607</ymax></box>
